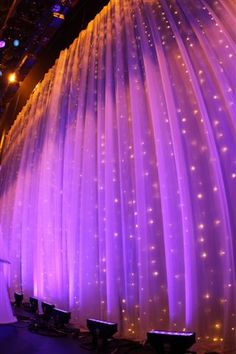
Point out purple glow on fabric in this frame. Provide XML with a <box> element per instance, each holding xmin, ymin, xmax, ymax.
<box><xmin>149</xmin><ymin>330</ymin><xmax>194</xmax><ymax>336</ymax></box>
<box><xmin>0</xmin><ymin>0</ymin><xmax>235</xmax><ymax>351</ymax></box>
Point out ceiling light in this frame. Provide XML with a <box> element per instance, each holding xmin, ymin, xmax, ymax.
<box><xmin>52</xmin><ymin>4</ymin><xmax>61</xmax><ymax>12</ymax></box>
<box><xmin>0</xmin><ymin>40</ymin><xmax>6</xmax><ymax>48</ymax></box>
<box><xmin>13</xmin><ymin>39</ymin><xmax>20</xmax><ymax>47</ymax></box>
<box><xmin>8</xmin><ymin>73</ymin><xmax>17</xmax><ymax>83</ymax></box>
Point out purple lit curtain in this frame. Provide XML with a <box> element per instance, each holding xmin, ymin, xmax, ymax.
<box><xmin>0</xmin><ymin>0</ymin><xmax>236</xmax><ymax>350</ymax></box>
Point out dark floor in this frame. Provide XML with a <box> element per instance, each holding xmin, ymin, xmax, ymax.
<box><xmin>0</xmin><ymin>306</ymin><xmax>228</xmax><ymax>354</ymax></box>
<box><xmin>0</xmin><ymin>306</ymin><xmax>156</xmax><ymax>354</ymax></box>
<box><xmin>0</xmin><ymin>322</ymin><xmax>158</xmax><ymax>354</ymax></box>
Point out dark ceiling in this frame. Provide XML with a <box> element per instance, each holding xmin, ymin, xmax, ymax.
<box><xmin>0</xmin><ymin>0</ymin><xmax>109</xmax><ymax>134</ymax></box>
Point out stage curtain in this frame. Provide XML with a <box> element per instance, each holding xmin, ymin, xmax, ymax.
<box><xmin>0</xmin><ymin>0</ymin><xmax>235</xmax><ymax>350</ymax></box>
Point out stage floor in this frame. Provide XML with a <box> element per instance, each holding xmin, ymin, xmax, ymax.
<box><xmin>0</xmin><ymin>306</ymin><xmax>155</xmax><ymax>354</ymax></box>
<box><xmin>0</xmin><ymin>306</ymin><xmax>226</xmax><ymax>354</ymax></box>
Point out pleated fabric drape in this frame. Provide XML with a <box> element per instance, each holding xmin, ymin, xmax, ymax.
<box><xmin>0</xmin><ymin>0</ymin><xmax>235</xmax><ymax>349</ymax></box>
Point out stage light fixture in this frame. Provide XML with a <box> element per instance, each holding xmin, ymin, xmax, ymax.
<box><xmin>52</xmin><ymin>308</ymin><xmax>71</xmax><ymax>328</ymax></box>
<box><xmin>52</xmin><ymin>4</ymin><xmax>61</xmax><ymax>12</ymax></box>
<box><xmin>147</xmin><ymin>330</ymin><xmax>196</xmax><ymax>354</ymax></box>
<box><xmin>13</xmin><ymin>39</ymin><xmax>20</xmax><ymax>47</ymax></box>
<box><xmin>29</xmin><ymin>297</ymin><xmax>38</xmax><ymax>314</ymax></box>
<box><xmin>87</xmin><ymin>318</ymin><xmax>118</xmax><ymax>349</ymax></box>
<box><xmin>8</xmin><ymin>72</ymin><xmax>17</xmax><ymax>83</ymax></box>
<box><xmin>41</xmin><ymin>301</ymin><xmax>55</xmax><ymax>321</ymax></box>
<box><xmin>14</xmin><ymin>292</ymin><xmax>23</xmax><ymax>307</ymax></box>
<box><xmin>0</xmin><ymin>70</ymin><xmax>2</xmax><ymax>76</ymax></box>
<box><xmin>0</xmin><ymin>40</ymin><xmax>6</xmax><ymax>48</ymax></box>
<box><xmin>52</xmin><ymin>12</ymin><xmax>65</xmax><ymax>20</ymax></box>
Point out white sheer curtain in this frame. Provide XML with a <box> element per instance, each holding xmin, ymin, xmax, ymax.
<box><xmin>0</xmin><ymin>0</ymin><xmax>235</xmax><ymax>350</ymax></box>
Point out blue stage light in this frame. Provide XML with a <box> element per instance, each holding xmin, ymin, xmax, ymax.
<box><xmin>52</xmin><ymin>4</ymin><xmax>61</xmax><ymax>12</ymax></box>
<box><xmin>13</xmin><ymin>39</ymin><xmax>20</xmax><ymax>47</ymax></box>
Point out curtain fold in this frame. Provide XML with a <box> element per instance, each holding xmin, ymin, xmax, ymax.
<box><xmin>0</xmin><ymin>0</ymin><xmax>235</xmax><ymax>350</ymax></box>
